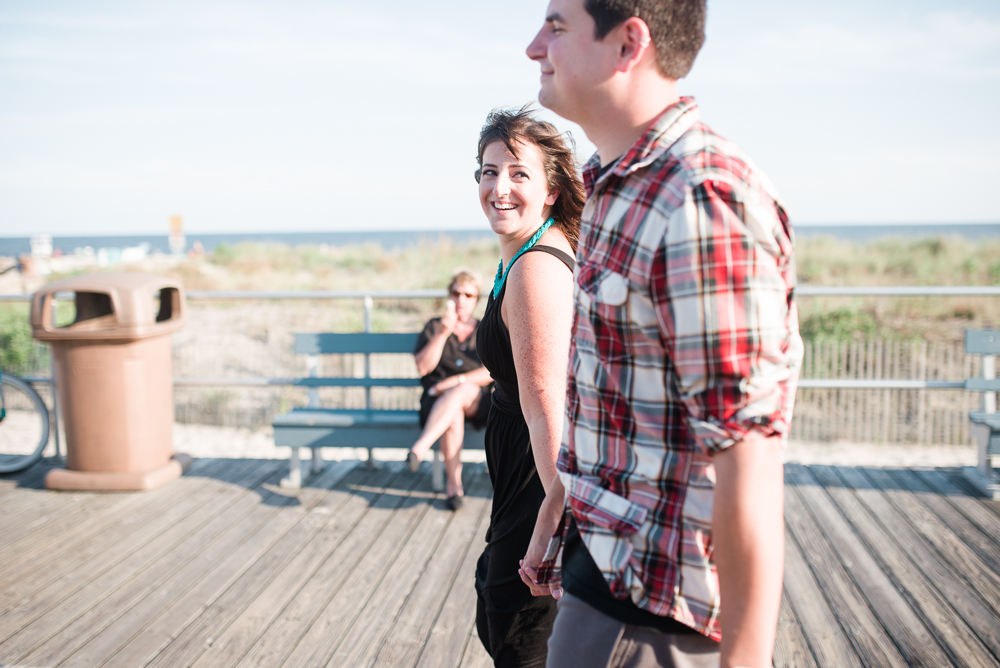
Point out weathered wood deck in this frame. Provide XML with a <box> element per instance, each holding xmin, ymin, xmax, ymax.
<box><xmin>1</xmin><ymin>458</ymin><xmax>999</xmax><ymax>668</ymax></box>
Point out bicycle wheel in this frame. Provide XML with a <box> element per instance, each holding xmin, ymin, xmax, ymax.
<box><xmin>0</xmin><ymin>374</ymin><xmax>51</xmax><ymax>473</ymax></box>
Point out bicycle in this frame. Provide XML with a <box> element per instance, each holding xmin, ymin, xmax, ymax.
<box><xmin>0</xmin><ymin>371</ymin><xmax>51</xmax><ymax>473</ymax></box>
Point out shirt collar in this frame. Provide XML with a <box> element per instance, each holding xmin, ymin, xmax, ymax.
<box><xmin>582</xmin><ymin>96</ymin><xmax>700</xmax><ymax>197</ymax></box>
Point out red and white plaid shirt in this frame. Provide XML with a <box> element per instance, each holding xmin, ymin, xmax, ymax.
<box><xmin>537</xmin><ymin>97</ymin><xmax>802</xmax><ymax>641</ymax></box>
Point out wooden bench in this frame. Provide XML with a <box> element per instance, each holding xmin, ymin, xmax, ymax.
<box><xmin>273</xmin><ymin>333</ymin><xmax>485</xmax><ymax>489</ymax></box>
<box><xmin>963</xmin><ymin>329</ymin><xmax>1000</xmax><ymax>499</ymax></box>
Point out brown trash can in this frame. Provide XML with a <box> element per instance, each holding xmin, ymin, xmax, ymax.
<box><xmin>30</xmin><ymin>273</ymin><xmax>192</xmax><ymax>491</ymax></box>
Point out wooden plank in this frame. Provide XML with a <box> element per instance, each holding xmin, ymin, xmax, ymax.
<box><xmin>885</xmin><ymin>468</ymin><xmax>1000</xmax><ymax>580</ymax></box>
<box><xmin>0</xmin><ymin>456</ymin><xmax>217</xmax><ymax>547</ymax></box>
<box><xmin>0</xmin><ymin>467</ymin><xmax>84</xmax><ymax>531</ymax></box>
<box><xmin>781</xmin><ymin>524</ymin><xmax>862</xmax><ymax>667</ymax></box>
<box><xmin>186</xmin><ymin>460</ymin><xmax>399</xmax><ymax>668</ymax></box>
<box><xmin>457</xmin><ymin>624</ymin><xmax>493</xmax><ymax>668</ymax></box>
<box><xmin>416</xmin><ymin>496</ymin><xmax>492</xmax><ymax>668</ymax></box>
<box><xmin>0</xmin><ymin>460</ymin><xmax>49</xmax><ymax>497</ymax></box>
<box><xmin>0</xmin><ymin>456</ymin><xmax>219</xmax><ymax>531</ymax></box>
<box><xmin>836</xmin><ymin>466</ymin><xmax>1000</xmax><ymax>661</ymax></box>
<box><xmin>860</xmin><ymin>468</ymin><xmax>1000</xmax><ymax>618</ymax></box>
<box><xmin>0</xmin><ymin>488</ymin><xmax>121</xmax><ymax>552</ymax></box>
<box><xmin>0</xmin><ymin>458</ymin><xmax>232</xmax><ymax>604</ymax></box>
<box><xmin>322</xmin><ymin>473</ymin><xmax>459</xmax><ymax>667</ymax></box>
<box><xmin>0</xmin><ymin>460</ymin><xmax>223</xmax><ymax>580</ymax></box>
<box><xmin>229</xmin><ymin>463</ymin><xmax>419</xmax><ymax>668</ymax></box>
<box><xmin>789</xmin><ymin>465</ymin><xmax>952</xmax><ymax>666</ymax></box>
<box><xmin>277</xmin><ymin>464</ymin><xmax>439</xmax><ymax>668</ymax></box>
<box><xmin>98</xmin><ymin>461</ymin><xmax>371</xmax><ymax>668</ymax></box>
<box><xmin>0</xmin><ymin>457</ymin><xmax>227</xmax><ymax>587</ymax></box>
<box><xmin>357</xmin><ymin>466</ymin><xmax>493</xmax><ymax>668</ymax></box>
<box><xmin>915</xmin><ymin>469</ymin><xmax>1000</xmax><ymax>545</ymax></box>
<box><xmin>135</xmin><ymin>460</ymin><xmax>373</xmax><ymax>668</ymax></box>
<box><xmin>811</xmin><ymin>465</ymin><xmax>997</xmax><ymax>667</ymax></box>
<box><xmin>65</xmin><ymin>459</ymin><xmax>358</xmax><ymax>668</ymax></box>
<box><xmin>0</xmin><ymin>460</ymin><xmax>276</xmax><ymax>664</ymax></box>
<box><xmin>774</xmin><ymin>593</ymin><xmax>819</xmax><ymax>668</ymax></box>
<box><xmin>783</xmin><ymin>467</ymin><xmax>909</xmax><ymax>667</ymax></box>
<box><xmin>0</xmin><ymin>459</ymin><xmax>245</xmax><ymax>648</ymax></box>
<box><xmin>12</xmin><ymin>460</ymin><xmax>291</xmax><ymax>668</ymax></box>
<box><xmin>368</xmin><ymin>466</ymin><xmax>491</xmax><ymax>668</ymax></box>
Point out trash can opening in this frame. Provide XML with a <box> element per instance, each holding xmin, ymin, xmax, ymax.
<box><xmin>156</xmin><ymin>288</ymin><xmax>180</xmax><ymax>323</ymax></box>
<box><xmin>48</xmin><ymin>291</ymin><xmax>117</xmax><ymax>331</ymax></box>
<box><xmin>73</xmin><ymin>291</ymin><xmax>115</xmax><ymax>327</ymax></box>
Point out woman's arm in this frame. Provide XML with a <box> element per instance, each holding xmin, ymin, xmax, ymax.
<box><xmin>427</xmin><ymin>366</ymin><xmax>493</xmax><ymax>396</ymax></box>
<box><xmin>502</xmin><ymin>252</ymin><xmax>574</xmax><ymax>491</ymax></box>
<box><xmin>414</xmin><ymin>316</ymin><xmax>456</xmax><ymax>376</ymax></box>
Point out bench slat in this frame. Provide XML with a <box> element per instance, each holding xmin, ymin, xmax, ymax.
<box><xmin>274</xmin><ymin>409</ymin><xmax>420</xmax><ymax>428</ymax></box>
<box><xmin>965</xmin><ymin>378</ymin><xmax>1000</xmax><ymax>392</ymax></box>
<box><xmin>293</xmin><ymin>378</ymin><xmax>421</xmax><ymax>388</ymax></box>
<box><xmin>295</xmin><ymin>333</ymin><xmax>421</xmax><ymax>355</ymax></box>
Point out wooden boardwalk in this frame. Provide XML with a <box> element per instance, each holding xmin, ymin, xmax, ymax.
<box><xmin>1</xmin><ymin>459</ymin><xmax>999</xmax><ymax>668</ymax></box>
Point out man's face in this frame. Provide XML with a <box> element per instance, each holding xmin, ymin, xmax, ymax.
<box><xmin>526</xmin><ymin>0</ymin><xmax>618</xmax><ymax>122</ymax></box>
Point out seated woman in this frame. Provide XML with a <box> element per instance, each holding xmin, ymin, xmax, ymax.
<box><xmin>407</xmin><ymin>269</ymin><xmax>493</xmax><ymax>510</ymax></box>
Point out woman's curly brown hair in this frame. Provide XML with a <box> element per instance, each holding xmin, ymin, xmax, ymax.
<box><xmin>475</xmin><ymin>106</ymin><xmax>585</xmax><ymax>252</ymax></box>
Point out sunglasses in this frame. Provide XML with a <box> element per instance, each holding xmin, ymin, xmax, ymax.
<box><xmin>450</xmin><ymin>290</ymin><xmax>479</xmax><ymax>300</ymax></box>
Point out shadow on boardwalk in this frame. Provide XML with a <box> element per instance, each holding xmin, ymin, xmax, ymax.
<box><xmin>0</xmin><ymin>458</ymin><xmax>999</xmax><ymax>667</ymax></box>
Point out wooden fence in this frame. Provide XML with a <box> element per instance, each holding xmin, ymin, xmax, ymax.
<box><xmin>15</xmin><ymin>301</ymin><xmax>988</xmax><ymax>445</ymax></box>
<box><xmin>792</xmin><ymin>339</ymin><xmax>981</xmax><ymax>445</ymax></box>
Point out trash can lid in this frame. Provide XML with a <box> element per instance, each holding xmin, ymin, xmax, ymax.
<box><xmin>31</xmin><ymin>272</ymin><xmax>187</xmax><ymax>341</ymax></box>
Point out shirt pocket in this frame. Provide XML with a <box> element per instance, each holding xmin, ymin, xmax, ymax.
<box><xmin>561</xmin><ymin>471</ymin><xmax>649</xmax><ymax>578</ymax></box>
<box><xmin>576</xmin><ymin>262</ymin><xmax>633</xmax><ymax>364</ymax></box>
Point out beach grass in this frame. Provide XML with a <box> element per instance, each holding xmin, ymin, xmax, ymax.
<box><xmin>2</xmin><ymin>233</ymin><xmax>998</xmax><ymax>380</ymax></box>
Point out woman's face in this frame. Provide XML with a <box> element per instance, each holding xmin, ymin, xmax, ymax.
<box><xmin>479</xmin><ymin>140</ymin><xmax>558</xmax><ymax>240</ymax></box>
<box><xmin>449</xmin><ymin>280</ymin><xmax>479</xmax><ymax>322</ymax></box>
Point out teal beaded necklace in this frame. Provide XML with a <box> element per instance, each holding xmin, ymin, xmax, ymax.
<box><xmin>493</xmin><ymin>218</ymin><xmax>554</xmax><ymax>299</ymax></box>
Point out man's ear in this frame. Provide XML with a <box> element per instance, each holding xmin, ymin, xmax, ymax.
<box><xmin>615</xmin><ymin>17</ymin><xmax>653</xmax><ymax>73</ymax></box>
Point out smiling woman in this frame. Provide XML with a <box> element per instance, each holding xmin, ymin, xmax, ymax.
<box><xmin>471</xmin><ymin>107</ymin><xmax>583</xmax><ymax>667</ymax></box>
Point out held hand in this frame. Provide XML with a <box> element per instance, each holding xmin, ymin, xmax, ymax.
<box><xmin>518</xmin><ymin>558</ymin><xmax>561</xmax><ymax>599</ymax></box>
<box><xmin>517</xmin><ymin>479</ymin><xmax>566</xmax><ymax>599</ymax></box>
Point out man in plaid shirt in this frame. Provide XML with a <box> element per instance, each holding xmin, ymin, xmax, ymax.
<box><xmin>519</xmin><ymin>1</ymin><xmax>802</xmax><ymax>667</ymax></box>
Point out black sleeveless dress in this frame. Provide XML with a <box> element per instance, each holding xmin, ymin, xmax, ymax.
<box><xmin>474</xmin><ymin>245</ymin><xmax>575</xmax><ymax>668</ymax></box>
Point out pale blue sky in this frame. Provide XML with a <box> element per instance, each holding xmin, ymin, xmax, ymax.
<box><xmin>1</xmin><ymin>0</ymin><xmax>997</xmax><ymax>235</ymax></box>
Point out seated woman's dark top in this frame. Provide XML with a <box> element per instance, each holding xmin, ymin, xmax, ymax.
<box><xmin>414</xmin><ymin>317</ymin><xmax>491</xmax><ymax>429</ymax></box>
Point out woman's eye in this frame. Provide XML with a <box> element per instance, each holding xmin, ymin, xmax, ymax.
<box><xmin>482</xmin><ymin>169</ymin><xmax>497</xmax><ymax>177</ymax></box>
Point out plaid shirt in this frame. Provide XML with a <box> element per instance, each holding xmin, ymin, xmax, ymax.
<box><xmin>537</xmin><ymin>97</ymin><xmax>802</xmax><ymax>641</ymax></box>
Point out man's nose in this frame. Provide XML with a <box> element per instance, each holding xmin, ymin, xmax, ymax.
<box><xmin>526</xmin><ymin>29</ymin><xmax>546</xmax><ymax>61</ymax></box>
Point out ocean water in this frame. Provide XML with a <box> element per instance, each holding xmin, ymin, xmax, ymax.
<box><xmin>1</xmin><ymin>224</ymin><xmax>998</xmax><ymax>257</ymax></box>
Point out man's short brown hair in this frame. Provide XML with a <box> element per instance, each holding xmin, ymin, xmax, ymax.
<box><xmin>584</xmin><ymin>0</ymin><xmax>706</xmax><ymax>78</ymax></box>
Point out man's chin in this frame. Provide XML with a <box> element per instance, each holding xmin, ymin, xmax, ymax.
<box><xmin>537</xmin><ymin>88</ymin><xmax>570</xmax><ymax>120</ymax></box>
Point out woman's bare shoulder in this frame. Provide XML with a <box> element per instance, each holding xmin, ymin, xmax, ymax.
<box><xmin>505</xmin><ymin>248</ymin><xmax>574</xmax><ymax>308</ymax></box>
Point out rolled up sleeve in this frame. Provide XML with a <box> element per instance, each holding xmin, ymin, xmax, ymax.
<box><xmin>652</xmin><ymin>178</ymin><xmax>802</xmax><ymax>453</ymax></box>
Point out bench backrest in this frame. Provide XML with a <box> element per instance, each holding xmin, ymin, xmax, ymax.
<box><xmin>966</xmin><ymin>331</ymin><xmax>1000</xmax><ymax>410</ymax></box>
<box><xmin>292</xmin><ymin>332</ymin><xmax>423</xmax><ymax>398</ymax></box>
<box><xmin>295</xmin><ymin>333</ymin><xmax>420</xmax><ymax>355</ymax></box>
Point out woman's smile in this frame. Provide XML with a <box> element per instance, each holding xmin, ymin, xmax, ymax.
<box><xmin>479</xmin><ymin>140</ymin><xmax>557</xmax><ymax>241</ymax></box>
